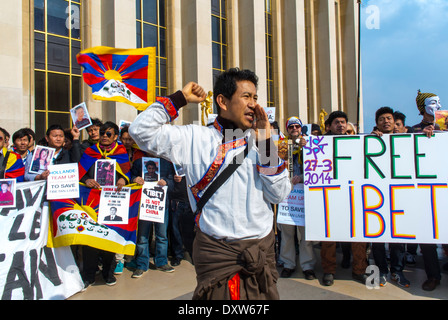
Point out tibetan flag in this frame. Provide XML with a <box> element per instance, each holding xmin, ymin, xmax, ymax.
<box><xmin>47</xmin><ymin>183</ymin><xmax>142</xmax><ymax>255</ymax></box>
<box><xmin>76</xmin><ymin>46</ymin><xmax>156</xmax><ymax>111</ymax></box>
<box><xmin>79</xmin><ymin>143</ymin><xmax>131</xmax><ymax>183</ymax></box>
<box><xmin>1</xmin><ymin>148</ymin><xmax>25</xmax><ymax>182</ymax></box>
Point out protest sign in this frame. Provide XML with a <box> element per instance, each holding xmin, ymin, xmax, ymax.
<box><xmin>304</xmin><ymin>133</ymin><xmax>448</xmax><ymax>244</ymax></box>
<box><xmin>98</xmin><ymin>187</ymin><xmax>131</xmax><ymax>225</ymax></box>
<box><xmin>139</xmin><ymin>182</ymin><xmax>168</xmax><ymax>223</ymax></box>
<box><xmin>48</xmin><ymin>184</ymin><xmax>140</xmax><ymax>256</ymax></box>
<box><xmin>29</xmin><ymin>146</ymin><xmax>56</xmax><ymax>174</ymax></box>
<box><xmin>142</xmin><ymin>157</ymin><xmax>160</xmax><ymax>182</ymax></box>
<box><xmin>435</xmin><ymin>110</ymin><xmax>448</xmax><ymax>130</ymax></box>
<box><xmin>47</xmin><ymin>163</ymin><xmax>79</xmax><ymax>200</ymax></box>
<box><xmin>264</xmin><ymin>107</ymin><xmax>275</xmax><ymax>123</ymax></box>
<box><xmin>0</xmin><ymin>179</ymin><xmax>16</xmax><ymax>208</ymax></box>
<box><xmin>277</xmin><ymin>184</ymin><xmax>305</xmax><ymax>226</ymax></box>
<box><xmin>70</xmin><ymin>102</ymin><xmax>92</xmax><ymax>130</ymax></box>
<box><xmin>0</xmin><ymin>181</ymin><xmax>83</xmax><ymax>300</ymax></box>
<box><xmin>94</xmin><ymin>159</ymin><xmax>116</xmax><ymax>186</ymax></box>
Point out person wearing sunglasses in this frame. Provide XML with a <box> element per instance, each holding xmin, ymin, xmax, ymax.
<box><xmin>78</xmin><ymin>121</ymin><xmax>132</xmax><ymax>288</ymax></box>
<box><xmin>79</xmin><ymin>121</ymin><xmax>131</xmax><ymax>191</ymax></box>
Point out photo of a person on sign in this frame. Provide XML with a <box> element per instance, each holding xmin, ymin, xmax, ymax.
<box><xmin>0</xmin><ymin>180</ymin><xmax>15</xmax><ymax>207</ymax></box>
<box><xmin>103</xmin><ymin>206</ymin><xmax>123</xmax><ymax>222</ymax></box>
<box><xmin>143</xmin><ymin>158</ymin><xmax>160</xmax><ymax>182</ymax></box>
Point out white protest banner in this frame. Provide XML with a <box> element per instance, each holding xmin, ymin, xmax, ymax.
<box><xmin>0</xmin><ymin>181</ymin><xmax>83</xmax><ymax>300</ymax></box>
<box><xmin>304</xmin><ymin>133</ymin><xmax>448</xmax><ymax>244</ymax></box>
<box><xmin>47</xmin><ymin>163</ymin><xmax>79</xmax><ymax>200</ymax></box>
<box><xmin>139</xmin><ymin>182</ymin><xmax>168</xmax><ymax>223</ymax></box>
<box><xmin>98</xmin><ymin>187</ymin><xmax>131</xmax><ymax>225</ymax></box>
<box><xmin>277</xmin><ymin>184</ymin><xmax>305</xmax><ymax>226</ymax></box>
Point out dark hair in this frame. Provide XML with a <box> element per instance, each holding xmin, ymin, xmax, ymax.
<box><xmin>375</xmin><ymin>106</ymin><xmax>394</xmax><ymax>124</ymax></box>
<box><xmin>46</xmin><ymin>124</ymin><xmax>65</xmax><ymax>136</ymax></box>
<box><xmin>12</xmin><ymin>128</ymin><xmax>30</xmax><ymax>143</ymax></box>
<box><xmin>90</xmin><ymin>118</ymin><xmax>103</xmax><ymax>128</ymax></box>
<box><xmin>327</xmin><ymin>111</ymin><xmax>348</xmax><ymax>126</ymax></box>
<box><xmin>311</xmin><ymin>123</ymin><xmax>322</xmax><ymax>135</ymax></box>
<box><xmin>145</xmin><ymin>160</ymin><xmax>157</xmax><ymax>169</ymax></box>
<box><xmin>100</xmin><ymin>121</ymin><xmax>119</xmax><ymax>135</ymax></box>
<box><xmin>22</xmin><ymin>128</ymin><xmax>35</xmax><ymax>140</ymax></box>
<box><xmin>393</xmin><ymin>111</ymin><xmax>406</xmax><ymax>125</ymax></box>
<box><xmin>0</xmin><ymin>127</ymin><xmax>10</xmax><ymax>139</ymax></box>
<box><xmin>120</xmin><ymin>126</ymin><xmax>129</xmax><ymax>136</ymax></box>
<box><xmin>213</xmin><ymin>68</ymin><xmax>259</xmax><ymax>115</ymax></box>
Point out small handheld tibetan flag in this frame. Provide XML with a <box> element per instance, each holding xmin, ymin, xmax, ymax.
<box><xmin>77</xmin><ymin>46</ymin><xmax>156</xmax><ymax>111</ymax></box>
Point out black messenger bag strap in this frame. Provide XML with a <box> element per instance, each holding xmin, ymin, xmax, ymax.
<box><xmin>0</xmin><ymin>151</ymin><xmax>10</xmax><ymax>179</ymax></box>
<box><xmin>194</xmin><ymin>145</ymin><xmax>249</xmax><ymax>215</ymax></box>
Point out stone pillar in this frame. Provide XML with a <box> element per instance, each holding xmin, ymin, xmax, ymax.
<box><xmin>236</xmin><ymin>0</ymin><xmax>267</xmax><ymax>108</ymax></box>
<box><xmin>280</xmin><ymin>0</ymin><xmax>308</xmax><ymax>123</ymax></box>
<box><xmin>0</xmin><ymin>0</ymin><xmax>28</xmax><ymax>134</ymax></box>
<box><xmin>179</xmin><ymin>0</ymin><xmax>213</xmax><ymax>125</ymax></box>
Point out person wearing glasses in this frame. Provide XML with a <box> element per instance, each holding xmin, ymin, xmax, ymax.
<box><xmin>78</xmin><ymin>121</ymin><xmax>132</xmax><ymax>289</ymax></box>
<box><xmin>276</xmin><ymin>117</ymin><xmax>317</xmax><ymax>281</ymax></box>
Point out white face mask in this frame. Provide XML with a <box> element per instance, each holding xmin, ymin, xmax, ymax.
<box><xmin>425</xmin><ymin>96</ymin><xmax>442</xmax><ymax>116</ymax></box>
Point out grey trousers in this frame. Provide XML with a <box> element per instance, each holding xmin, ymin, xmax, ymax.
<box><xmin>278</xmin><ymin>224</ymin><xmax>316</xmax><ymax>271</ymax></box>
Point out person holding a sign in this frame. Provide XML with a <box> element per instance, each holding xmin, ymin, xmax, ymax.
<box><xmin>129</xmin><ymin>154</ymin><xmax>175</xmax><ymax>278</ymax></box>
<box><xmin>412</xmin><ymin>90</ymin><xmax>442</xmax><ymax>137</ymax></box>
<box><xmin>25</xmin><ymin>125</ymin><xmax>82</xmax><ymax>181</ymax></box>
<box><xmin>78</xmin><ymin>121</ymin><xmax>131</xmax><ymax>288</ymax></box>
<box><xmin>370</xmin><ymin>107</ymin><xmax>411</xmax><ymax>288</ymax></box>
<box><xmin>412</xmin><ymin>93</ymin><xmax>445</xmax><ymax>291</ymax></box>
<box><xmin>320</xmin><ymin>111</ymin><xmax>369</xmax><ymax>286</ymax></box>
<box><xmin>79</xmin><ymin>121</ymin><xmax>131</xmax><ymax>191</ymax></box>
<box><xmin>129</xmin><ymin>68</ymin><xmax>291</xmax><ymax>300</ymax></box>
<box><xmin>277</xmin><ymin>117</ymin><xmax>317</xmax><ymax>280</ymax></box>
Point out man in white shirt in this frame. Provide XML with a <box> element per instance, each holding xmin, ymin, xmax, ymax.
<box><xmin>130</xmin><ymin>68</ymin><xmax>291</xmax><ymax>300</ymax></box>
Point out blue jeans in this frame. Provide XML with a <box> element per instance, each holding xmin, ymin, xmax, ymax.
<box><xmin>372</xmin><ymin>243</ymin><xmax>405</xmax><ymax>275</ymax></box>
<box><xmin>135</xmin><ymin>198</ymin><xmax>170</xmax><ymax>270</ymax></box>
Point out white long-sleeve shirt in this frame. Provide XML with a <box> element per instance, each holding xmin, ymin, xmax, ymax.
<box><xmin>129</xmin><ymin>93</ymin><xmax>291</xmax><ymax>241</ymax></box>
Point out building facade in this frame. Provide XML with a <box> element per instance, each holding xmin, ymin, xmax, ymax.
<box><xmin>0</xmin><ymin>0</ymin><xmax>362</xmax><ymax>141</ymax></box>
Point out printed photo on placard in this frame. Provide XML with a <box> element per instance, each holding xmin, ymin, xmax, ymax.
<box><xmin>29</xmin><ymin>145</ymin><xmax>56</xmax><ymax>174</ymax></box>
<box><xmin>435</xmin><ymin>110</ymin><xmax>448</xmax><ymax>131</ymax></box>
<box><xmin>94</xmin><ymin>159</ymin><xmax>116</xmax><ymax>187</ymax></box>
<box><xmin>119</xmin><ymin>120</ymin><xmax>131</xmax><ymax>135</ymax></box>
<box><xmin>98</xmin><ymin>187</ymin><xmax>131</xmax><ymax>225</ymax></box>
<box><xmin>174</xmin><ymin>163</ymin><xmax>185</xmax><ymax>177</ymax></box>
<box><xmin>142</xmin><ymin>157</ymin><xmax>160</xmax><ymax>182</ymax></box>
<box><xmin>0</xmin><ymin>179</ymin><xmax>15</xmax><ymax>208</ymax></box>
<box><xmin>70</xmin><ymin>102</ymin><xmax>92</xmax><ymax>130</ymax></box>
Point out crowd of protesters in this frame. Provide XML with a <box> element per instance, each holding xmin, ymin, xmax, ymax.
<box><xmin>0</xmin><ymin>88</ymin><xmax>446</xmax><ymax>296</ymax></box>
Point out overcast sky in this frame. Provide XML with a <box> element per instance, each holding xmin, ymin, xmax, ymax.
<box><xmin>360</xmin><ymin>0</ymin><xmax>448</xmax><ymax>132</ymax></box>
